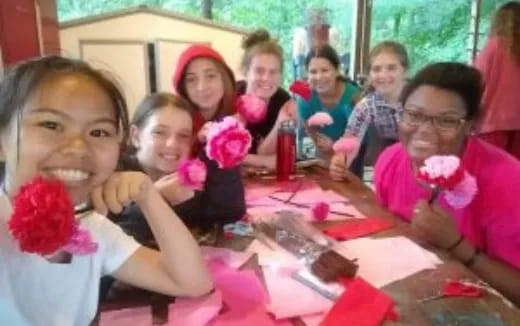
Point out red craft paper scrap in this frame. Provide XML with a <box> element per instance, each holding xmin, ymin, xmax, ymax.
<box><xmin>320</xmin><ymin>277</ymin><xmax>395</xmax><ymax>326</ymax></box>
<box><xmin>322</xmin><ymin>218</ymin><xmax>394</xmax><ymax>240</ymax></box>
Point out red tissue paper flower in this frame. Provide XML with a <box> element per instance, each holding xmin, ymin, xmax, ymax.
<box><xmin>417</xmin><ymin>155</ymin><xmax>465</xmax><ymax>190</ymax></box>
<box><xmin>8</xmin><ymin>176</ymin><xmax>75</xmax><ymax>255</ymax></box>
<box><xmin>417</xmin><ymin>155</ymin><xmax>478</xmax><ymax>209</ymax></box>
<box><xmin>289</xmin><ymin>80</ymin><xmax>312</xmax><ymax>101</ymax></box>
<box><xmin>205</xmin><ymin>116</ymin><xmax>252</xmax><ymax>169</ymax></box>
<box><xmin>236</xmin><ymin>94</ymin><xmax>268</xmax><ymax>124</ymax></box>
<box><xmin>312</xmin><ymin>201</ymin><xmax>330</xmax><ymax>221</ymax></box>
<box><xmin>177</xmin><ymin>158</ymin><xmax>208</xmax><ymax>191</ymax></box>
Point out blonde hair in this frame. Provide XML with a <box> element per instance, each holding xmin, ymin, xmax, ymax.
<box><xmin>368</xmin><ymin>41</ymin><xmax>409</xmax><ymax>71</ymax></box>
<box><xmin>361</xmin><ymin>41</ymin><xmax>409</xmax><ymax>97</ymax></box>
<box><xmin>240</xmin><ymin>29</ymin><xmax>284</xmax><ymax>74</ymax></box>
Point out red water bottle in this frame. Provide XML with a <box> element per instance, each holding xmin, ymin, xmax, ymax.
<box><xmin>277</xmin><ymin>120</ymin><xmax>296</xmax><ymax>181</ymax></box>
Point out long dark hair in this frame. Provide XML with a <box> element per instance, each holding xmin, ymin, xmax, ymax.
<box><xmin>0</xmin><ymin>56</ymin><xmax>129</xmax><ymax>152</ymax></box>
<box><xmin>305</xmin><ymin>44</ymin><xmax>349</xmax><ymax>83</ymax></box>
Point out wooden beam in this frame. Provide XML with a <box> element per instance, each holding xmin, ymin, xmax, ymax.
<box><xmin>351</xmin><ymin>0</ymin><xmax>372</xmax><ymax>83</ymax></box>
<box><xmin>468</xmin><ymin>0</ymin><xmax>482</xmax><ymax>62</ymax></box>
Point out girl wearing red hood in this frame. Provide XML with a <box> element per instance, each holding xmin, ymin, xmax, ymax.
<box><xmin>172</xmin><ymin>45</ymin><xmax>237</xmax><ymax>155</ymax></box>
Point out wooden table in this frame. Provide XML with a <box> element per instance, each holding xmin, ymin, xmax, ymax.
<box><xmin>97</xmin><ymin>167</ymin><xmax>520</xmax><ymax>326</ymax></box>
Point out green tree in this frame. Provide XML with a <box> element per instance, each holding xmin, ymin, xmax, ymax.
<box><xmin>57</xmin><ymin>0</ymin><xmax>509</xmax><ymax>80</ymax></box>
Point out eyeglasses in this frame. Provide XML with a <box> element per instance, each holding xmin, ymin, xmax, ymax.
<box><xmin>399</xmin><ymin>109</ymin><xmax>466</xmax><ymax>131</ymax></box>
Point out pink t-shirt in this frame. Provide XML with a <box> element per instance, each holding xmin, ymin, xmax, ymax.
<box><xmin>374</xmin><ymin>137</ymin><xmax>520</xmax><ymax>269</ymax></box>
<box><xmin>474</xmin><ymin>37</ymin><xmax>520</xmax><ymax>133</ymax></box>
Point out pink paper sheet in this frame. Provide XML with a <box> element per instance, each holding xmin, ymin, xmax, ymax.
<box><xmin>210</xmin><ymin>260</ymin><xmax>268</xmax><ymax>312</ymax></box>
<box><xmin>169</xmin><ymin>290</ymin><xmax>223</xmax><ymax>326</ymax></box>
<box><xmin>211</xmin><ymin>307</ymin><xmax>276</xmax><ymax>326</ymax></box>
<box><xmin>334</xmin><ymin>237</ymin><xmax>442</xmax><ymax>288</ymax></box>
<box><xmin>273</xmin><ymin>319</ymin><xmax>295</xmax><ymax>326</ymax></box>
<box><xmin>263</xmin><ymin>266</ymin><xmax>333</xmax><ymax>320</ymax></box>
<box><xmin>245</xmin><ymin>180</ymin><xmax>319</xmax><ymax>202</ymax></box>
<box><xmin>301</xmin><ymin>313</ymin><xmax>326</xmax><ymax>326</ymax></box>
<box><xmin>246</xmin><ymin>179</ymin><xmax>365</xmax><ymax>222</ymax></box>
<box><xmin>209</xmin><ymin>260</ymin><xmax>276</xmax><ymax>326</ymax></box>
<box><xmin>201</xmin><ymin>246</ymin><xmax>254</xmax><ymax>269</ymax></box>
<box><xmin>99</xmin><ymin>307</ymin><xmax>152</xmax><ymax>326</ymax></box>
<box><xmin>247</xmin><ymin>203</ymin><xmax>364</xmax><ymax>222</ymax></box>
<box><xmin>245</xmin><ymin>184</ymin><xmax>281</xmax><ymax>202</ymax></box>
<box><xmin>101</xmin><ymin>252</ymin><xmax>270</xmax><ymax>326</ymax></box>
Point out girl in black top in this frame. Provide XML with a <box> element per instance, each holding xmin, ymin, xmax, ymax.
<box><xmin>113</xmin><ymin>93</ymin><xmax>245</xmax><ymax>245</ymax></box>
<box><xmin>238</xmin><ymin>29</ymin><xmax>297</xmax><ymax>171</ymax></box>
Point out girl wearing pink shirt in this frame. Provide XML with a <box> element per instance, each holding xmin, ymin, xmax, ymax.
<box><xmin>474</xmin><ymin>2</ymin><xmax>520</xmax><ymax>160</ymax></box>
<box><xmin>331</xmin><ymin>62</ymin><xmax>520</xmax><ymax>306</ymax></box>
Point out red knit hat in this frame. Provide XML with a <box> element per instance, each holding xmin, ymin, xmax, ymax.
<box><xmin>172</xmin><ymin>45</ymin><xmax>236</xmax><ymax>94</ymax></box>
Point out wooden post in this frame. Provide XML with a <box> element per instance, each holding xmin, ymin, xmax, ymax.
<box><xmin>468</xmin><ymin>0</ymin><xmax>482</xmax><ymax>62</ymax></box>
<box><xmin>201</xmin><ymin>0</ymin><xmax>213</xmax><ymax>20</ymax></box>
<box><xmin>351</xmin><ymin>0</ymin><xmax>372</xmax><ymax>83</ymax></box>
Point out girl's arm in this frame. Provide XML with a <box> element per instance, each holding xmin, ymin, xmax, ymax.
<box><xmin>257</xmin><ymin>99</ymin><xmax>297</xmax><ymax>156</ymax></box>
<box><xmin>92</xmin><ymin>171</ymin><xmax>213</xmax><ymax>297</ymax></box>
<box><xmin>412</xmin><ymin>201</ymin><xmax>520</xmax><ymax>306</ymax></box>
<box><xmin>242</xmin><ymin>154</ymin><xmax>276</xmax><ymax>170</ymax></box>
<box><xmin>330</xmin><ymin>97</ymin><xmax>371</xmax><ymax>168</ymax></box>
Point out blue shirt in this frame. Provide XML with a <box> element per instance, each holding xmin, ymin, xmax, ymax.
<box><xmin>297</xmin><ymin>82</ymin><xmax>359</xmax><ymax>141</ymax></box>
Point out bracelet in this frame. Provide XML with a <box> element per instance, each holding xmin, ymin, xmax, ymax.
<box><xmin>464</xmin><ymin>249</ymin><xmax>481</xmax><ymax>267</ymax></box>
<box><xmin>446</xmin><ymin>235</ymin><xmax>464</xmax><ymax>251</ymax></box>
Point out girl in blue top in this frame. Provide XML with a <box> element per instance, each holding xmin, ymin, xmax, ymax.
<box><xmin>298</xmin><ymin>44</ymin><xmax>360</xmax><ymax>162</ymax></box>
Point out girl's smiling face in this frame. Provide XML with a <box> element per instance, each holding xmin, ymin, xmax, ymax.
<box><xmin>132</xmin><ymin>105</ymin><xmax>193</xmax><ymax>180</ymax></box>
<box><xmin>0</xmin><ymin>73</ymin><xmax>122</xmax><ymax>204</ymax></box>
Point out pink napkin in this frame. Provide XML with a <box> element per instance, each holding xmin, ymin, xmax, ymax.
<box><xmin>209</xmin><ymin>259</ymin><xmax>276</xmax><ymax>325</ymax></box>
<box><xmin>169</xmin><ymin>290</ymin><xmax>223</xmax><ymax>325</ymax></box>
<box><xmin>263</xmin><ymin>266</ymin><xmax>333</xmax><ymax>319</ymax></box>
<box><xmin>209</xmin><ymin>260</ymin><xmax>268</xmax><ymax>312</ymax></box>
<box><xmin>322</xmin><ymin>218</ymin><xmax>394</xmax><ymax>240</ymax></box>
<box><xmin>211</xmin><ymin>307</ymin><xmax>276</xmax><ymax>326</ymax></box>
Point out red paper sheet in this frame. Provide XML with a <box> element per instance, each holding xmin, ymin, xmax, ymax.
<box><xmin>320</xmin><ymin>277</ymin><xmax>395</xmax><ymax>326</ymax></box>
<box><xmin>322</xmin><ymin>218</ymin><xmax>394</xmax><ymax>240</ymax></box>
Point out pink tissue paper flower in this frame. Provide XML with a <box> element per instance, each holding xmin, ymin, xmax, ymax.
<box><xmin>333</xmin><ymin>137</ymin><xmax>360</xmax><ymax>155</ymax></box>
<box><xmin>177</xmin><ymin>158</ymin><xmax>207</xmax><ymax>191</ymax></box>
<box><xmin>62</xmin><ymin>224</ymin><xmax>98</xmax><ymax>256</ymax></box>
<box><xmin>236</xmin><ymin>94</ymin><xmax>268</xmax><ymax>124</ymax></box>
<box><xmin>206</xmin><ymin>116</ymin><xmax>252</xmax><ymax>169</ymax></box>
<box><xmin>307</xmin><ymin>112</ymin><xmax>333</xmax><ymax>128</ymax></box>
<box><xmin>312</xmin><ymin>202</ymin><xmax>330</xmax><ymax>221</ymax></box>
<box><xmin>444</xmin><ymin>172</ymin><xmax>478</xmax><ymax>209</ymax></box>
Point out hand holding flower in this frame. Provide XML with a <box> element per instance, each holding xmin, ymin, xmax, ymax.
<box><xmin>411</xmin><ymin>200</ymin><xmax>461</xmax><ymax>249</ymax></box>
<box><xmin>155</xmin><ymin>173</ymin><xmax>195</xmax><ymax>206</ymax></box>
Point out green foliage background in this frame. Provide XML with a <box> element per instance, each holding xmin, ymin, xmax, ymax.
<box><xmin>58</xmin><ymin>0</ymin><xmax>511</xmax><ymax>78</ymax></box>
